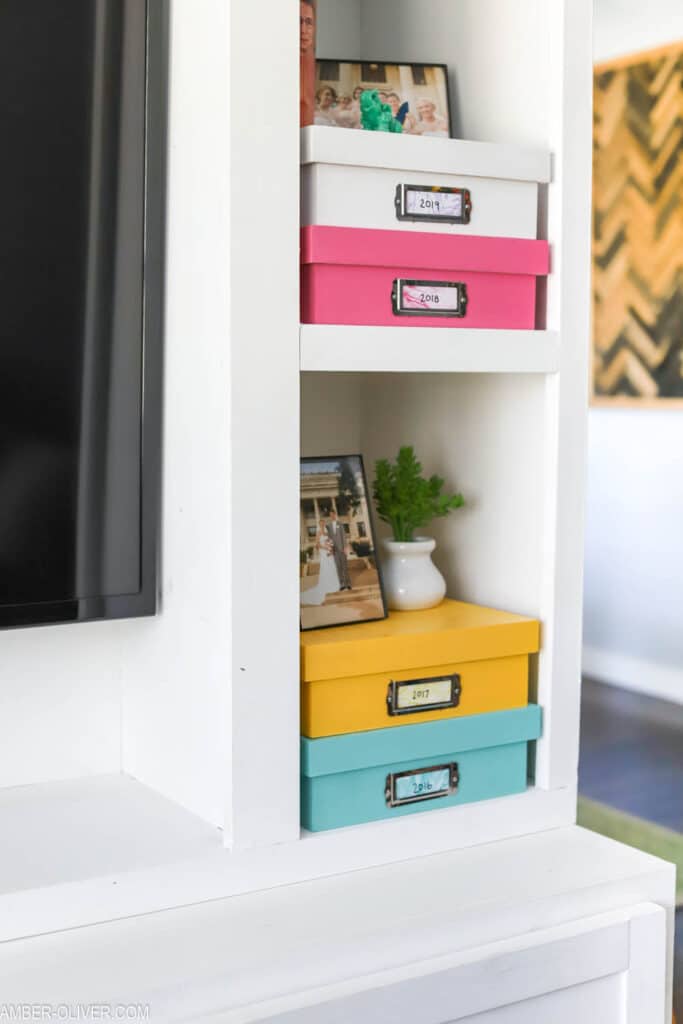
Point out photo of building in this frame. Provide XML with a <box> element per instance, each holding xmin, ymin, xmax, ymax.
<box><xmin>300</xmin><ymin>456</ymin><xmax>386</xmax><ymax>630</ymax></box>
<box><xmin>300</xmin><ymin>467</ymin><xmax>371</xmax><ymax>555</ymax></box>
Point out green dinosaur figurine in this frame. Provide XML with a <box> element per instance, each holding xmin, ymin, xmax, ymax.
<box><xmin>360</xmin><ymin>89</ymin><xmax>403</xmax><ymax>133</ymax></box>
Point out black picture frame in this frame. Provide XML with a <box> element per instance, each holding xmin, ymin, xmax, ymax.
<box><xmin>314</xmin><ymin>60</ymin><xmax>453</xmax><ymax>139</ymax></box>
<box><xmin>300</xmin><ymin>454</ymin><xmax>388</xmax><ymax>632</ymax></box>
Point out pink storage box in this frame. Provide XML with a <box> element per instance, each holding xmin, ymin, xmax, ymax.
<box><xmin>301</xmin><ymin>226</ymin><xmax>549</xmax><ymax>330</ymax></box>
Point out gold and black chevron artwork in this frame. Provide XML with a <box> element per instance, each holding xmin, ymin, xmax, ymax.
<box><xmin>593</xmin><ymin>42</ymin><xmax>683</xmax><ymax>404</ymax></box>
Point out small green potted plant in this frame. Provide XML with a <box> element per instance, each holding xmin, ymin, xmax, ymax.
<box><xmin>373</xmin><ymin>446</ymin><xmax>464</xmax><ymax>610</ymax></box>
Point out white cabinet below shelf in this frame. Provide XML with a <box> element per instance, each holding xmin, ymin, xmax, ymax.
<box><xmin>260</xmin><ymin>904</ymin><xmax>666</xmax><ymax>1023</ymax></box>
<box><xmin>299</xmin><ymin>325</ymin><xmax>560</xmax><ymax>374</ymax></box>
<box><xmin>0</xmin><ymin>828</ymin><xmax>673</xmax><ymax>1022</ymax></box>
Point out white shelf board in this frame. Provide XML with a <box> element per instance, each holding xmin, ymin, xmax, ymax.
<box><xmin>300</xmin><ymin>325</ymin><xmax>560</xmax><ymax>374</ymax></box>
<box><xmin>301</xmin><ymin>125</ymin><xmax>552</xmax><ymax>183</ymax></box>
<box><xmin>0</xmin><ymin>773</ymin><xmax>222</xmax><ymax>895</ymax></box>
<box><xmin>0</xmin><ymin>773</ymin><xmax>577</xmax><ymax>942</ymax></box>
<box><xmin>1</xmin><ymin>826</ymin><xmax>673</xmax><ymax>1013</ymax></box>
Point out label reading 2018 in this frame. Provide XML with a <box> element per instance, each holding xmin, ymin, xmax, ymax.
<box><xmin>391</xmin><ymin>279</ymin><xmax>467</xmax><ymax>319</ymax></box>
<box><xmin>401</xmin><ymin>283</ymin><xmax>461</xmax><ymax>313</ymax></box>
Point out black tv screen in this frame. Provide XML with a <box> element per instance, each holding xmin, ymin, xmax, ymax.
<box><xmin>0</xmin><ymin>0</ymin><xmax>166</xmax><ymax>627</ymax></box>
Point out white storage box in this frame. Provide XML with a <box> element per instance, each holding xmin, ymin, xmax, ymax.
<box><xmin>301</xmin><ymin>126</ymin><xmax>551</xmax><ymax>239</ymax></box>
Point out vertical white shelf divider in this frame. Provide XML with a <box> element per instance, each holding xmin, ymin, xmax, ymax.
<box><xmin>228</xmin><ymin>0</ymin><xmax>301</xmax><ymax>848</ymax></box>
<box><xmin>536</xmin><ymin>0</ymin><xmax>593</xmax><ymax>791</ymax></box>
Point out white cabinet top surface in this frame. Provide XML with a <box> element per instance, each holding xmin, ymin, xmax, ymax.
<box><xmin>0</xmin><ymin>826</ymin><xmax>673</xmax><ymax>1017</ymax></box>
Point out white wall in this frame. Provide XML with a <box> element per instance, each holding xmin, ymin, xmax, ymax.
<box><xmin>317</xmin><ymin>0</ymin><xmax>550</xmax><ymax>147</ymax></box>
<box><xmin>316</xmin><ymin>0</ymin><xmax>361</xmax><ymax>58</ymax></box>
<box><xmin>361</xmin><ymin>0</ymin><xmax>549</xmax><ymax>147</ymax></box>
<box><xmin>583</xmin><ymin>1</ymin><xmax>683</xmax><ymax>701</ymax></box>
<box><xmin>593</xmin><ymin>0</ymin><xmax>683</xmax><ymax>62</ymax></box>
<box><xmin>0</xmin><ymin>1</ymin><xmax>232</xmax><ymax>828</ymax></box>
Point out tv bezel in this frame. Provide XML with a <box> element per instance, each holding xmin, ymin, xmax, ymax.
<box><xmin>0</xmin><ymin>0</ymin><xmax>168</xmax><ymax>629</ymax></box>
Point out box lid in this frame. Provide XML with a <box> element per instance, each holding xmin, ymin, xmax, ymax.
<box><xmin>300</xmin><ymin>599</ymin><xmax>540</xmax><ymax>683</ymax></box>
<box><xmin>301</xmin><ymin>704</ymin><xmax>542</xmax><ymax>777</ymax></box>
<box><xmin>300</xmin><ymin>225</ymin><xmax>550</xmax><ymax>277</ymax></box>
<box><xmin>301</xmin><ymin>126</ymin><xmax>552</xmax><ymax>184</ymax></box>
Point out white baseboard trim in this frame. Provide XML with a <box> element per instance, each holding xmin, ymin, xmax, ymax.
<box><xmin>582</xmin><ymin>646</ymin><xmax>683</xmax><ymax>706</ymax></box>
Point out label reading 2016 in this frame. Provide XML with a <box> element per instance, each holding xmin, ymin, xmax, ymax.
<box><xmin>386</xmin><ymin>762</ymin><xmax>459</xmax><ymax>807</ymax></box>
<box><xmin>395</xmin><ymin>767</ymin><xmax>450</xmax><ymax>803</ymax></box>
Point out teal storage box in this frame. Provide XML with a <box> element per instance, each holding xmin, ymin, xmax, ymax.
<box><xmin>301</xmin><ymin>705</ymin><xmax>542</xmax><ymax>832</ymax></box>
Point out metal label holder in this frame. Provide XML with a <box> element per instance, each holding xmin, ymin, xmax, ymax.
<box><xmin>386</xmin><ymin>673</ymin><xmax>462</xmax><ymax>716</ymax></box>
<box><xmin>394</xmin><ymin>183</ymin><xmax>473</xmax><ymax>225</ymax></box>
<box><xmin>385</xmin><ymin>762</ymin><xmax>460</xmax><ymax>808</ymax></box>
<box><xmin>391</xmin><ymin>279</ymin><xmax>468</xmax><ymax>318</ymax></box>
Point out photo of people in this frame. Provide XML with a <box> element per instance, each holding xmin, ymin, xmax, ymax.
<box><xmin>300</xmin><ymin>455</ymin><xmax>387</xmax><ymax>631</ymax></box>
<box><xmin>315</xmin><ymin>61</ymin><xmax>451</xmax><ymax>137</ymax></box>
<box><xmin>300</xmin><ymin>0</ymin><xmax>316</xmax><ymax>126</ymax></box>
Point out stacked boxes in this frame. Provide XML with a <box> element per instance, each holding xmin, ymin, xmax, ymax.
<box><xmin>300</xmin><ymin>600</ymin><xmax>542</xmax><ymax>832</ymax></box>
<box><xmin>298</xmin><ymin>129</ymin><xmax>549</xmax><ymax>831</ymax></box>
<box><xmin>300</xmin><ymin>126</ymin><xmax>551</xmax><ymax>330</ymax></box>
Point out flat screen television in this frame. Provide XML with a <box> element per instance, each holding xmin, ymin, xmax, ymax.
<box><xmin>0</xmin><ymin>0</ymin><xmax>167</xmax><ymax>628</ymax></box>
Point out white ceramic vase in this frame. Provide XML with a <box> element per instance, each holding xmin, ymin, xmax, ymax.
<box><xmin>381</xmin><ymin>537</ymin><xmax>446</xmax><ymax>611</ymax></box>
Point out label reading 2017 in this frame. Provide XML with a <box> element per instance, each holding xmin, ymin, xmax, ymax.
<box><xmin>397</xmin><ymin>678</ymin><xmax>454</xmax><ymax>711</ymax></box>
<box><xmin>387</xmin><ymin>673</ymin><xmax>461</xmax><ymax>716</ymax></box>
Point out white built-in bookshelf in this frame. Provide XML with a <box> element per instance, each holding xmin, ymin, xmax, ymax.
<box><xmin>0</xmin><ymin>0</ymin><xmax>662</xmax><ymax>959</ymax></box>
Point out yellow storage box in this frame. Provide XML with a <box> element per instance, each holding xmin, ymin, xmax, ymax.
<box><xmin>300</xmin><ymin>599</ymin><xmax>540</xmax><ymax>738</ymax></box>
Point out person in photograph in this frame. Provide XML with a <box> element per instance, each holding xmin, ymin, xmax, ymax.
<box><xmin>301</xmin><ymin>519</ymin><xmax>340</xmax><ymax>607</ymax></box>
<box><xmin>412</xmin><ymin>97</ymin><xmax>449</xmax><ymax>137</ymax></box>
<box><xmin>314</xmin><ymin>85</ymin><xmax>338</xmax><ymax>126</ymax></box>
<box><xmin>300</xmin><ymin>0</ymin><xmax>316</xmax><ymax>126</ymax></box>
<box><xmin>333</xmin><ymin>94</ymin><xmax>359</xmax><ymax>128</ymax></box>
<box><xmin>326</xmin><ymin>509</ymin><xmax>351</xmax><ymax>591</ymax></box>
<box><xmin>349</xmin><ymin>85</ymin><xmax>364</xmax><ymax>128</ymax></box>
<box><xmin>386</xmin><ymin>91</ymin><xmax>416</xmax><ymax>132</ymax></box>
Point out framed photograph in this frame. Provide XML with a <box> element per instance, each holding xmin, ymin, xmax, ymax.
<box><xmin>300</xmin><ymin>455</ymin><xmax>387</xmax><ymax>631</ymax></box>
<box><xmin>315</xmin><ymin>60</ymin><xmax>452</xmax><ymax>138</ymax></box>
<box><xmin>299</xmin><ymin>0</ymin><xmax>316</xmax><ymax>126</ymax></box>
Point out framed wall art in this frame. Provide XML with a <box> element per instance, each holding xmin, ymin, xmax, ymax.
<box><xmin>592</xmin><ymin>41</ymin><xmax>683</xmax><ymax>405</ymax></box>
